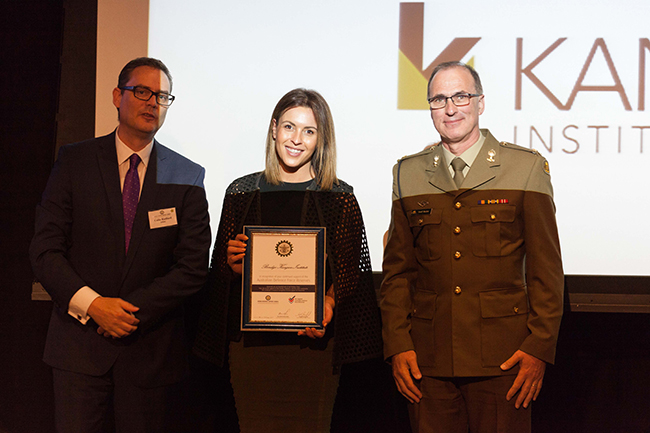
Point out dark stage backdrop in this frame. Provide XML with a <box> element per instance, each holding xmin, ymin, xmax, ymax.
<box><xmin>0</xmin><ymin>1</ymin><xmax>95</xmax><ymax>431</ymax></box>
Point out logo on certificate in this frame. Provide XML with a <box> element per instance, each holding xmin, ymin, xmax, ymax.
<box><xmin>275</xmin><ymin>240</ymin><xmax>293</xmax><ymax>257</ymax></box>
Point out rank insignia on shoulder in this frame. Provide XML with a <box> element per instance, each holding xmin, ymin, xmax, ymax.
<box><xmin>478</xmin><ymin>199</ymin><xmax>509</xmax><ymax>205</ymax></box>
<box><xmin>544</xmin><ymin>160</ymin><xmax>550</xmax><ymax>174</ymax></box>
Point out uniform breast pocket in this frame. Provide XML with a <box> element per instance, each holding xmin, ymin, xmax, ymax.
<box><xmin>408</xmin><ymin>209</ymin><xmax>443</xmax><ymax>261</ymax></box>
<box><xmin>470</xmin><ymin>205</ymin><xmax>518</xmax><ymax>257</ymax></box>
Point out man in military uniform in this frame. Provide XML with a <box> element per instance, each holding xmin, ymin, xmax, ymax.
<box><xmin>380</xmin><ymin>62</ymin><xmax>564</xmax><ymax>433</ymax></box>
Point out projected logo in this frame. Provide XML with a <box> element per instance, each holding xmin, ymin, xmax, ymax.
<box><xmin>397</xmin><ymin>2</ymin><xmax>480</xmax><ymax>110</ymax></box>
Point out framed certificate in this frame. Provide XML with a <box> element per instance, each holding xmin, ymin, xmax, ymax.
<box><xmin>241</xmin><ymin>226</ymin><xmax>326</xmax><ymax>331</ymax></box>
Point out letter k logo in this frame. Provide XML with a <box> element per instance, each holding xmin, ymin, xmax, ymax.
<box><xmin>398</xmin><ymin>2</ymin><xmax>481</xmax><ymax>109</ymax></box>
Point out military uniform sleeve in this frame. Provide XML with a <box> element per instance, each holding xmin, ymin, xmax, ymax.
<box><xmin>519</xmin><ymin>156</ymin><xmax>564</xmax><ymax>364</ymax></box>
<box><xmin>380</xmin><ymin>162</ymin><xmax>419</xmax><ymax>360</ymax></box>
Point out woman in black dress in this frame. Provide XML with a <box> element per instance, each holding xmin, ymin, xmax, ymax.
<box><xmin>193</xmin><ymin>89</ymin><xmax>385</xmax><ymax>432</ymax></box>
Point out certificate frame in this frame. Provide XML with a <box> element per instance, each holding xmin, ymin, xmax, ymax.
<box><xmin>241</xmin><ymin>226</ymin><xmax>326</xmax><ymax>331</ymax></box>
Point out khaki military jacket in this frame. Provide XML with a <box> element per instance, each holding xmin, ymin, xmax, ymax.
<box><xmin>380</xmin><ymin>129</ymin><xmax>564</xmax><ymax>377</ymax></box>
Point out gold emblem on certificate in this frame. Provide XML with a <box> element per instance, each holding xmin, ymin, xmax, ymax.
<box><xmin>275</xmin><ymin>240</ymin><xmax>293</xmax><ymax>257</ymax></box>
<box><xmin>241</xmin><ymin>226</ymin><xmax>326</xmax><ymax>331</ymax></box>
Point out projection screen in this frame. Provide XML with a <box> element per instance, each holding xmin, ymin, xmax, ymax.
<box><xmin>97</xmin><ymin>0</ymin><xmax>650</xmax><ymax>277</ymax></box>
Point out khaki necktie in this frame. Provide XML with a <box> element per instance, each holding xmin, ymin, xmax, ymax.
<box><xmin>451</xmin><ymin>157</ymin><xmax>467</xmax><ymax>188</ymax></box>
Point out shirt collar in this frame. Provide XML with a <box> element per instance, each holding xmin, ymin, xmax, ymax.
<box><xmin>115</xmin><ymin>128</ymin><xmax>154</xmax><ymax>167</ymax></box>
<box><xmin>443</xmin><ymin>131</ymin><xmax>486</xmax><ymax>169</ymax></box>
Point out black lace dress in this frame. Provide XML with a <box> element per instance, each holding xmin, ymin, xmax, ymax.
<box><xmin>193</xmin><ymin>172</ymin><xmax>386</xmax><ymax>432</ymax></box>
<box><xmin>229</xmin><ymin>177</ymin><xmax>338</xmax><ymax>433</ymax></box>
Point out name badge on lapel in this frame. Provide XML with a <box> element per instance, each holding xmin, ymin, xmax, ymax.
<box><xmin>148</xmin><ymin>207</ymin><xmax>178</xmax><ymax>229</ymax></box>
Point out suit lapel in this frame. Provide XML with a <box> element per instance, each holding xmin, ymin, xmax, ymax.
<box><xmin>96</xmin><ymin>132</ymin><xmax>127</xmax><ymax>267</ymax></box>
<box><xmin>121</xmin><ymin>142</ymin><xmax>162</xmax><ymax>281</ymax></box>
<box><xmin>426</xmin><ymin>145</ymin><xmax>457</xmax><ymax>193</ymax></box>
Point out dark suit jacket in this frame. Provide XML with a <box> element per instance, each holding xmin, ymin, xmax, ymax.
<box><xmin>30</xmin><ymin>131</ymin><xmax>211</xmax><ymax>388</ymax></box>
<box><xmin>380</xmin><ymin>129</ymin><xmax>564</xmax><ymax>378</ymax></box>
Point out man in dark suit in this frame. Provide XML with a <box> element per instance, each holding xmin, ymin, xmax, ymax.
<box><xmin>30</xmin><ymin>57</ymin><xmax>211</xmax><ymax>432</ymax></box>
<box><xmin>380</xmin><ymin>62</ymin><xmax>563</xmax><ymax>433</ymax></box>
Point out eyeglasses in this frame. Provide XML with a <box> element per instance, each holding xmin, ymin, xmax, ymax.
<box><xmin>428</xmin><ymin>93</ymin><xmax>481</xmax><ymax>110</ymax></box>
<box><xmin>120</xmin><ymin>86</ymin><xmax>176</xmax><ymax>107</ymax></box>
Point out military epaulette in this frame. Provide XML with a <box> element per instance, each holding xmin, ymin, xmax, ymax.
<box><xmin>500</xmin><ymin>141</ymin><xmax>550</xmax><ymax>174</ymax></box>
<box><xmin>397</xmin><ymin>142</ymin><xmax>439</xmax><ymax>163</ymax></box>
<box><xmin>499</xmin><ymin>141</ymin><xmax>540</xmax><ymax>156</ymax></box>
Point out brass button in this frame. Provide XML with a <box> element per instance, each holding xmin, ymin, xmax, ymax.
<box><xmin>454</xmin><ymin>286</ymin><xmax>462</xmax><ymax>295</ymax></box>
<box><xmin>490</xmin><ymin>214</ymin><xmax>496</xmax><ymax>220</ymax></box>
<box><xmin>513</xmin><ymin>306</ymin><xmax>519</xmax><ymax>313</ymax></box>
<box><xmin>418</xmin><ymin>218</ymin><xmax>423</xmax><ymax>224</ymax></box>
<box><xmin>455</xmin><ymin>202</ymin><xmax>462</xmax><ymax>209</ymax></box>
<box><xmin>454</xmin><ymin>251</ymin><xmax>462</xmax><ymax>259</ymax></box>
<box><xmin>454</xmin><ymin>226</ymin><xmax>461</xmax><ymax>234</ymax></box>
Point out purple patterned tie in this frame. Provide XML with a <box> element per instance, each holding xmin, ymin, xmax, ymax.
<box><xmin>123</xmin><ymin>153</ymin><xmax>141</xmax><ymax>253</ymax></box>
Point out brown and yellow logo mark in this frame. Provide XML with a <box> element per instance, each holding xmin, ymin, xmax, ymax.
<box><xmin>398</xmin><ymin>3</ymin><xmax>480</xmax><ymax>110</ymax></box>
